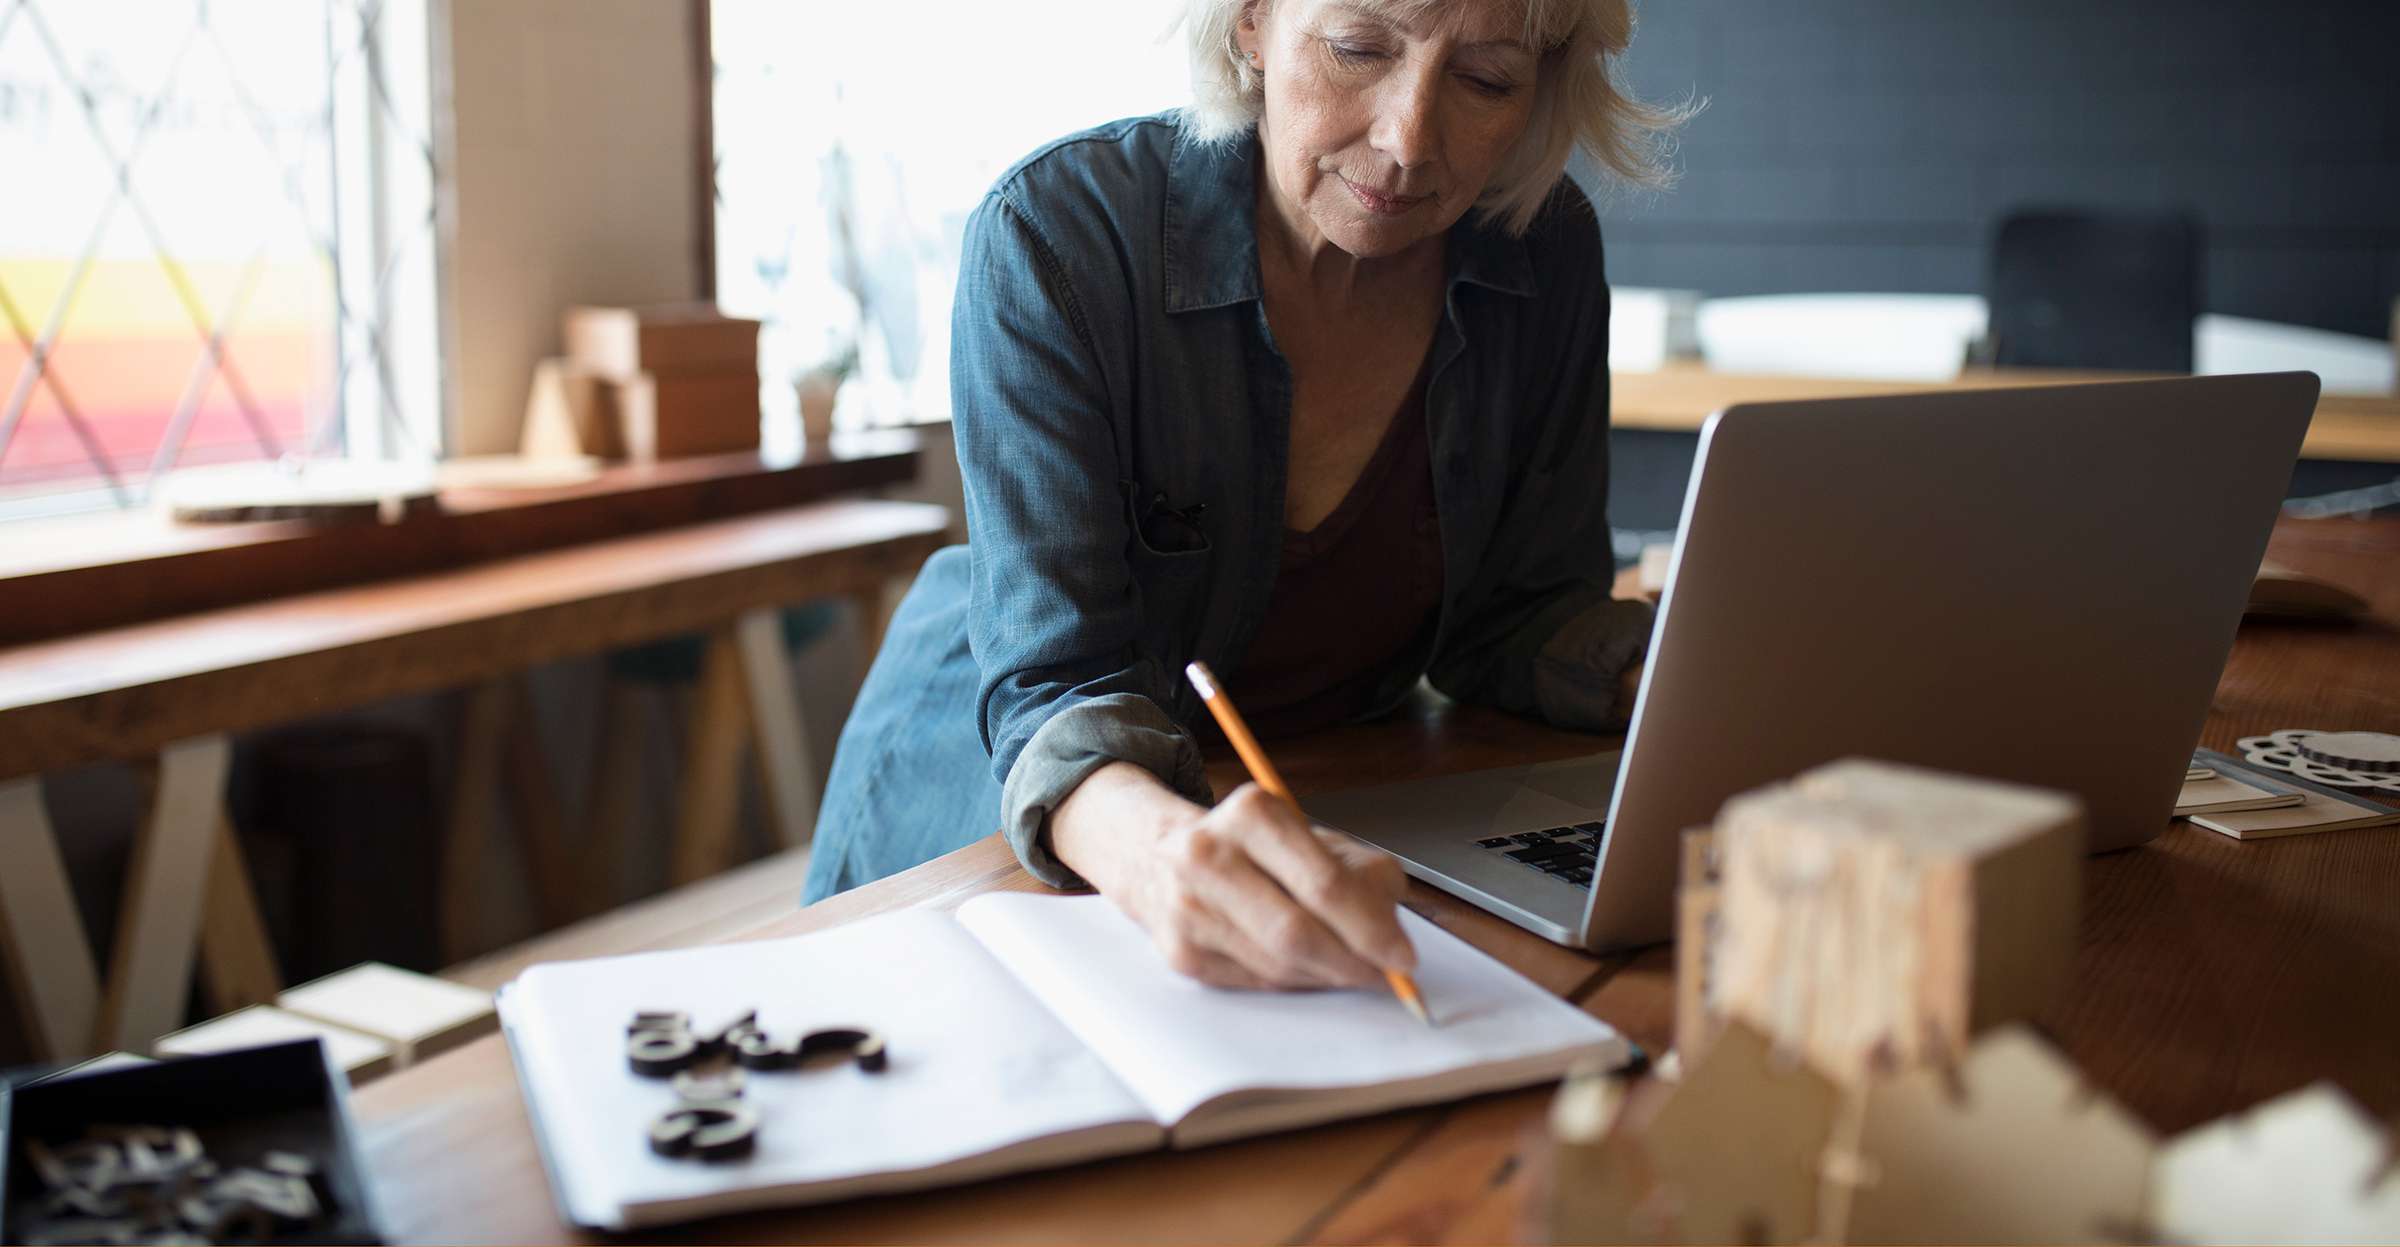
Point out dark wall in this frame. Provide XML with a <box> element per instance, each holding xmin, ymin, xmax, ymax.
<box><xmin>1588</xmin><ymin>0</ymin><xmax>2400</xmax><ymax>338</ymax></box>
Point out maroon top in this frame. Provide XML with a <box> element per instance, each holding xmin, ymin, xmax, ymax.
<box><xmin>1224</xmin><ymin>364</ymin><xmax>1446</xmax><ymax>739</ymax></box>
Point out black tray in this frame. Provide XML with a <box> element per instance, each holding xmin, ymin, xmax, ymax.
<box><xmin>0</xmin><ymin>1039</ymin><xmax>384</xmax><ymax>1244</ymax></box>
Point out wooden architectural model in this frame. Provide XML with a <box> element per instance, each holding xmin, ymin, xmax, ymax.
<box><xmin>2150</xmin><ymin>1082</ymin><xmax>2400</xmax><ymax>1244</ymax></box>
<box><xmin>1553</xmin><ymin>757</ymin><xmax>2400</xmax><ymax>1245</ymax></box>
<box><xmin>1838</xmin><ymin>1025</ymin><xmax>2154</xmax><ymax>1244</ymax></box>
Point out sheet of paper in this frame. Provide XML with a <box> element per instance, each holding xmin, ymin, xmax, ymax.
<box><xmin>505</xmin><ymin>909</ymin><xmax>1157</xmax><ymax>1227</ymax></box>
<box><xmin>955</xmin><ymin>893</ymin><xmax>1625</xmax><ymax>1129</ymax></box>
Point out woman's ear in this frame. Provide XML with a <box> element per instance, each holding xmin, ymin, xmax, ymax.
<box><xmin>1234</xmin><ymin>0</ymin><xmax>1266</xmax><ymax>64</ymax></box>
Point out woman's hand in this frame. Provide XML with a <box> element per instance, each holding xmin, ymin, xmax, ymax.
<box><xmin>1049</xmin><ymin>763</ymin><xmax>1416</xmax><ymax>990</ymax></box>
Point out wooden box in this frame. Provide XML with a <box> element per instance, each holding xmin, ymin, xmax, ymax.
<box><xmin>563</xmin><ymin>303</ymin><xmax>759</xmax><ymax>380</ymax></box>
<box><xmin>1705</xmin><ymin>758</ymin><xmax>2082</xmax><ymax>1081</ymax></box>
<box><xmin>635</xmin><ymin>370</ymin><xmax>761</xmax><ymax>459</ymax></box>
<box><xmin>0</xmin><ymin>1040</ymin><xmax>387</xmax><ymax>1243</ymax></box>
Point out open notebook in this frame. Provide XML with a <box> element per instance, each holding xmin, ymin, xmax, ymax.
<box><xmin>501</xmin><ymin>893</ymin><xmax>1626</xmax><ymax>1229</ymax></box>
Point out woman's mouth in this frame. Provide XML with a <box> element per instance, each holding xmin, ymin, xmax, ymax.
<box><xmin>1341</xmin><ymin>176</ymin><xmax>1428</xmax><ymax>217</ymax></box>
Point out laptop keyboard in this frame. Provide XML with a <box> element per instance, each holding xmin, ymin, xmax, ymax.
<box><xmin>1473</xmin><ymin>822</ymin><xmax>1605</xmax><ymax>887</ymax></box>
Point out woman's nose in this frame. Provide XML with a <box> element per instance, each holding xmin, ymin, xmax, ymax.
<box><xmin>1368</xmin><ymin>66</ymin><xmax>1441</xmax><ymax>171</ymax></box>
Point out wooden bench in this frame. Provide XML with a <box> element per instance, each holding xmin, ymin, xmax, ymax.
<box><xmin>0</xmin><ymin>499</ymin><xmax>949</xmax><ymax>1062</ymax></box>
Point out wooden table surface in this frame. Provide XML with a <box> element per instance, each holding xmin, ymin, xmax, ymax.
<box><xmin>1610</xmin><ymin>360</ymin><xmax>2400</xmax><ymax>463</ymax></box>
<box><xmin>352</xmin><ymin>514</ymin><xmax>2400</xmax><ymax>1244</ymax></box>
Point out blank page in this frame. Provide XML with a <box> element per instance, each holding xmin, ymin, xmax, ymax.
<box><xmin>505</xmin><ymin>909</ymin><xmax>1159</xmax><ymax>1229</ymax></box>
<box><xmin>955</xmin><ymin>894</ymin><xmax>1626</xmax><ymax>1138</ymax></box>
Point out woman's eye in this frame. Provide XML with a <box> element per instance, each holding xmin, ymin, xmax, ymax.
<box><xmin>1462</xmin><ymin>74</ymin><xmax>1518</xmax><ymax>98</ymax></box>
<box><xmin>1327</xmin><ymin>41</ymin><xmax>1386</xmax><ymax>63</ymax></box>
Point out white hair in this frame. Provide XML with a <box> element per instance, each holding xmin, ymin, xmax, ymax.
<box><xmin>1181</xmin><ymin>0</ymin><xmax>1690</xmax><ymax>235</ymax></box>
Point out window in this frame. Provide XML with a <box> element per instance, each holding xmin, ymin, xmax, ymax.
<box><xmin>709</xmin><ymin>0</ymin><xmax>1188</xmax><ymax>437</ymax></box>
<box><xmin>0</xmin><ymin>0</ymin><xmax>440</xmax><ymax>521</ymax></box>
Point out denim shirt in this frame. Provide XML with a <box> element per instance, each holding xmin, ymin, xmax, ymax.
<box><xmin>801</xmin><ymin>112</ymin><xmax>1653</xmax><ymax>902</ymax></box>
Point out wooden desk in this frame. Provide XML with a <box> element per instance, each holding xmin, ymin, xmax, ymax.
<box><xmin>352</xmin><ymin>515</ymin><xmax>2400</xmax><ymax>1244</ymax></box>
<box><xmin>1611</xmin><ymin>360</ymin><xmax>2400</xmax><ymax>463</ymax></box>
<box><xmin>0</xmin><ymin>500</ymin><xmax>950</xmax><ymax>1061</ymax></box>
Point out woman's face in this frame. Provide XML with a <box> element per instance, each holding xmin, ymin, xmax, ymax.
<box><xmin>1238</xmin><ymin>0</ymin><xmax>1541</xmax><ymax>260</ymax></box>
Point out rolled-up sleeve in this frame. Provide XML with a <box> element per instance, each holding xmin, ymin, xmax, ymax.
<box><xmin>951</xmin><ymin>192</ymin><xmax>1212</xmax><ymax>888</ymax></box>
<box><xmin>1426</xmin><ymin>193</ymin><xmax>1656</xmax><ymax>730</ymax></box>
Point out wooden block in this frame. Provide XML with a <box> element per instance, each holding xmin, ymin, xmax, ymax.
<box><xmin>1642</xmin><ymin>1019</ymin><xmax>1841</xmax><ymax>1244</ymax></box>
<box><xmin>2152</xmin><ymin>1083</ymin><xmax>2400</xmax><ymax>1244</ymax></box>
<box><xmin>155</xmin><ymin>1004</ymin><xmax>395</xmax><ymax>1085</ymax></box>
<box><xmin>520</xmin><ymin>357</ymin><xmax>629</xmax><ymax>460</ymax></box>
<box><xmin>603</xmin><ymin>371</ymin><xmax>659</xmax><ymax>462</ymax></box>
<box><xmin>278</xmin><ymin>961</ymin><xmax>496</xmax><ymax>1065</ymax></box>
<box><xmin>642</xmin><ymin>369</ymin><xmax>762</xmax><ymax>459</ymax></box>
<box><xmin>1709</xmin><ymin>759</ymin><xmax>2082</xmax><ymax>1081</ymax></box>
<box><xmin>564</xmin><ymin>303</ymin><xmax>759</xmax><ymax>379</ymax></box>
<box><xmin>1839</xmin><ymin>1025</ymin><xmax>2155</xmax><ymax>1245</ymax></box>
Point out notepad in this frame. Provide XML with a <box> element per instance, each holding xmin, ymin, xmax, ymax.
<box><xmin>2189</xmin><ymin>785</ymin><xmax>2400</xmax><ymax>840</ymax></box>
<box><xmin>2183</xmin><ymin>749</ymin><xmax>2400</xmax><ymax>840</ymax></box>
<box><xmin>2173</xmin><ymin>771</ymin><xmax>2306</xmax><ymax>816</ymax></box>
<box><xmin>500</xmin><ymin>894</ymin><xmax>1626</xmax><ymax>1230</ymax></box>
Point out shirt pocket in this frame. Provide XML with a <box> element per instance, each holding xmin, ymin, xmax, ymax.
<box><xmin>1122</xmin><ymin>481</ymin><xmax>1215</xmax><ymax>649</ymax></box>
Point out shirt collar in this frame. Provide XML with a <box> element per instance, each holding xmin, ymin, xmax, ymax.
<box><xmin>1162</xmin><ymin>123</ymin><xmax>1538</xmax><ymax>314</ymax></box>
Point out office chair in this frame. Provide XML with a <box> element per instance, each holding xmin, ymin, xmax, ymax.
<box><xmin>1987</xmin><ymin>208</ymin><xmax>2202</xmax><ymax>372</ymax></box>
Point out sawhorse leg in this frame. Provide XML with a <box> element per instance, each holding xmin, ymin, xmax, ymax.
<box><xmin>0</xmin><ymin>775</ymin><xmax>103</xmax><ymax>1060</ymax></box>
<box><xmin>0</xmin><ymin>735</ymin><xmax>255</xmax><ymax>1060</ymax></box>
<box><xmin>670</xmin><ymin>608</ymin><xmax>824</xmax><ymax>885</ymax></box>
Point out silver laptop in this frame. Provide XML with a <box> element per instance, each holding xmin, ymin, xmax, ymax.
<box><xmin>1305</xmin><ymin>372</ymin><xmax>2318</xmax><ymax>952</ymax></box>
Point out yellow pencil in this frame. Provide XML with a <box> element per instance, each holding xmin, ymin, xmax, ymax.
<box><xmin>1184</xmin><ymin>660</ymin><xmax>1432</xmax><ymax>1026</ymax></box>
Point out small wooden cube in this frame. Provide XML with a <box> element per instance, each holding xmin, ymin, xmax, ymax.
<box><xmin>1707</xmin><ymin>758</ymin><xmax>2082</xmax><ymax>1081</ymax></box>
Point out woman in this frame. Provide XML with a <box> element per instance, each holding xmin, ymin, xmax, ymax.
<box><xmin>804</xmin><ymin>0</ymin><xmax>1682</xmax><ymax>990</ymax></box>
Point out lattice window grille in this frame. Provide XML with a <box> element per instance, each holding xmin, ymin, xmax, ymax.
<box><xmin>0</xmin><ymin>0</ymin><xmax>440</xmax><ymax>520</ymax></box>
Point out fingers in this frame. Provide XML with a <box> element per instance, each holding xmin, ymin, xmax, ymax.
<box><xmin>1223</xmin><ymin>790</ymin><xmax>1417</xmax><ymax>976</ymax></box>
<box><xmin>1157</xmin><ymin>798</ymin><xmax>1377</xmax><ymax>988</ymax></box>
<box><xmin>1107</xmin><ymin>782</ymin><xmax>1421</xmax><ymax>991</ymax></box>
<box><xmin>1178</xmin><ymin>785</ymin><xmax>1413</xmax><ymax>986</ymax></box>
<box><xmin>1191</xmin><ymin>850</ymin><xmax>1383</xmax><ymax>988</ymax></box>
